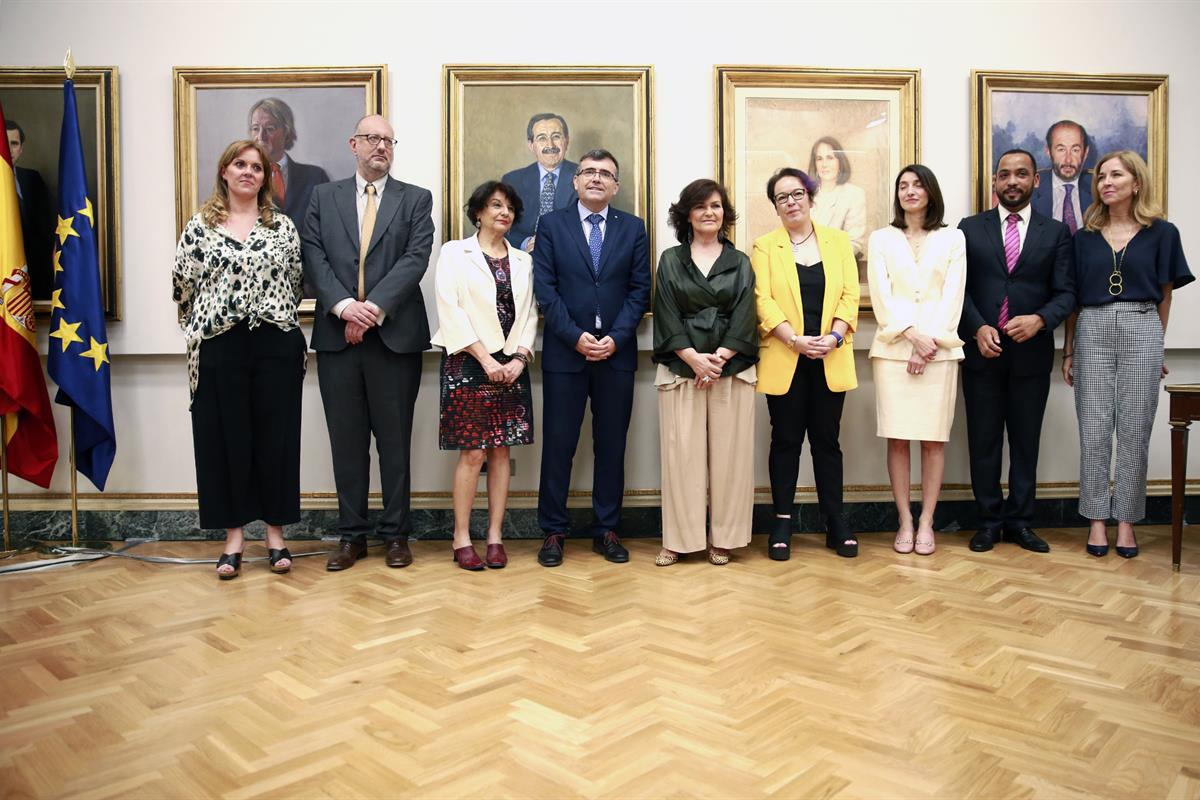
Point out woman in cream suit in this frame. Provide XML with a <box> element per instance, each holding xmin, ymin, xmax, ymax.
<box><xmin>431</xmin><ymin>181</ymin><xmax>538</xmax><ymax>571</ymax></box>
<box><xmin>867</xmin><ymin>164</ymin><xmax>965</xmax><ymax>556</ymax></box>
<box><xmin>809</xmin><ymin>136</ymin><xmax>868</xmax><ymax>259</ymax></box>
<box><xmin>753</xmin><ymin>167</ymin><xmax>861</xmax><ymax>560</ymax></box>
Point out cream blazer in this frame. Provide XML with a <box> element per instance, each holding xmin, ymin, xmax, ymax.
<box><xmin>812</xmin><ymin>182</ymin><xmax>867</xmax><ymax>257</ymax></box>
<box><xmin>430</xmin><ymin>234</ymin><xmax>538</xmax><ymax>360</ymax></box>
<box><xmin>866</xmin><ymin>225</ymin><xmax>966</xmax><ymax>362</ymax></box>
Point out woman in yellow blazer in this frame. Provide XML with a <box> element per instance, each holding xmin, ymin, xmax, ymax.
<box><xmin>867</xmin><ymin>164</ymin><xmax>965</xmax><ymax>556</ymax></box>
<box><xmin>431</xmin><ymin>181</ymin><xmax>538</xmax><ymax>571</ymax></box>
<box><xmin>752</xmin><ymin>167</ymin><xmax>860</xmax><ymax>560</ymax></box>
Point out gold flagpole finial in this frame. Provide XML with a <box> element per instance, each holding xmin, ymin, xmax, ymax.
<box><xmin>64</xmin><ymin>49</ymin><xmax>76</xmax><ymax>81</ymax></box>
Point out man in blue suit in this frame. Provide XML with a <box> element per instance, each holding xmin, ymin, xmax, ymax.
<box><xmin>533</xmin><ymin>149</ymin><xmax>650</xmax><ymax>566</ymax></box>
<box><xmin>501</xmin><ymin>113</ymin><xmax>577</xmax><ymax>252</ymax></box>
<box><xmin>1030</xmin><ymin>119</ymin><xmax>1092</xmax><ymax>234</ymax></box>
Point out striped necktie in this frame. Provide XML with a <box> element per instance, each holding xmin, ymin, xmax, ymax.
<box><xmin>997</xmin><ymin>213</ymin><xmax>1020</xmax><ymax>329</ymax></box>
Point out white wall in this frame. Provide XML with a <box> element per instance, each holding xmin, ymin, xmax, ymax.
<box><xmin>3</xmin><ymin>0</ymin><xmax>1198</xmax><ymax>500</ymax></box>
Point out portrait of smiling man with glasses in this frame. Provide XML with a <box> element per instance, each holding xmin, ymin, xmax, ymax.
<box><xmin>501</xmin><ymin>112</ymin><xmax>579</xmax><ymax>254</ymax></box>
<box><xmin>531</xmin><ymin>147</ymin><xmax>651</xmax><ymax>568</ymax></box>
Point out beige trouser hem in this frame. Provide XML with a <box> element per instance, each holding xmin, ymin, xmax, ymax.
<box><xmin>658</xmin><ymin>376</ymin><xmax>756</xmax><ymax>553</ymax></box>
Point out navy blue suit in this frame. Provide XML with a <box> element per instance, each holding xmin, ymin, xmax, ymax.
<box><xmin>533</xmin><ymin>202</ymin><xmax>650</xmax><ymax>537</ymax></box>
<box><xmin>1030</xmin><ymin>169</ymin><xmax>1092</xmax><ymax>224</ymax></box>
<box><xmin>501</xmin><ymin>160</ymin><xmax>577</xmax><ymax>249</ymax></box>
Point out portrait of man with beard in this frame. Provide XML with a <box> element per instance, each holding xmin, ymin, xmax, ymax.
<box><xmin>501</xmin><ymin>112</ymin><xmax>578</xmax><ymax>252</ymax></box>
<box><xmin>1031</xmin><ymin>119</ymin><xmax>1092</xmax><ymax>233</ymax></box>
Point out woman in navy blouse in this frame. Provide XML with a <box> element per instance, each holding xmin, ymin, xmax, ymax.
<box><xmin>1062</xmin><ymin>150</ymin><xmax>1192</xmax><ymax>558</ymax></box>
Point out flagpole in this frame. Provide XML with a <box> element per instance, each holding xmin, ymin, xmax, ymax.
<box><xmin>1</xmin><ymin>415</ymin><xmax>15</xmax><ymax>557</ymax></box>
<box><xmin>68</xmin><ymin>409</ymin><xmax>79</xmax><ymax>548</ymax></box>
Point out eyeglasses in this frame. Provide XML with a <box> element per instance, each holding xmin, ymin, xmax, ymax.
<box><xmin>577</xmin><ymin>167</ymin><xmax>617</xmax><ymax>182</ymax></box>
<box><xmin>773</xmin><ymin>188</ymin><xmax>808</xmax><ymax>205</ymax></box>
<box><xmin>354</xmin><ymin>133</ymin><xmax>398</xmax><ymax>149</ymax></box>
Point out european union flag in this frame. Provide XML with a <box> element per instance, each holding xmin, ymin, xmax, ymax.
<box><xmin>46</xmin><ymin>79</ymin><xmax>115</xmax><ymax>490</ymax></box>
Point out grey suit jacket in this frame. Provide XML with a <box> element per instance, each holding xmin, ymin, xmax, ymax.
<box><xmin>301</xmin><ymin>175</ymin><xmax>435</xmax><ymax>353</ymax></box>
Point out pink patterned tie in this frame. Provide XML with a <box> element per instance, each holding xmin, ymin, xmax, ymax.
<box><xmin>998</xmin><ymin>213</ymin><xmax>1020</xmax><ymax>329</ymax></box>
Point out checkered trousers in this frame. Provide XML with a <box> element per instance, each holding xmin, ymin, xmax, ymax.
<box><xmin>1072</xmin><ymin>301</ymin><xmax>1163</xmax><ymax>521</ymax></box>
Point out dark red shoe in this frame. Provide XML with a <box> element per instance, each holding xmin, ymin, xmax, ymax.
<box><xmin>452</xmin><ymin>545</ymin><xmax>485</xmax><ymax>571</ymax></box>
<box><xmin>485</xmin><ymin>543</ymin><xmax>507</xmax><ymax>569</ymax></box>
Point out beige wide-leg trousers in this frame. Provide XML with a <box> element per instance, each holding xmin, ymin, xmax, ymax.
<box><xmin>658</xmin><ymin>376</ymin><xmax>756</xmax><ymax>553</ymax></box>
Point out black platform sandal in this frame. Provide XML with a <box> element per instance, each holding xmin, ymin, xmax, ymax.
<box><xmin>768</xmin><ymin>516</ymin><xmax>792</xmax><ymax>561</ymax></box>
<box><xmin>216</xmin><ymin>551</ymin><xmax>243</xmax><ymax>580</ymax></box>
<box><xmin>268</xmin><ymin>548</ymin><xmax>293</xmax><ymax>574</ymax></box>
<box><xmin>825</xmin><ymin>519</ymin><xmax>858</xmax><ymax>559</ymax></box>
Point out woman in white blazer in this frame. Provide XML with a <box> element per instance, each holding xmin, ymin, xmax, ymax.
<box><xmin>867</xmin><ymin>164</ymin><xmax>966</xmax><ymax>556</ymax></box>
<box><xmin>431</xmin><ymin>181</ymin><xmax>538</xmax><ymax>570</ymax></box>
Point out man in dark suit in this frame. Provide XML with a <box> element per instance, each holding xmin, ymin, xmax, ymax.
<box><xmin>1030</xmin><ymin>119</ymin><xmax>1092</xmax><ymax>234</ymax></box>
<box><xmin>6</xmin><ymin>120</ymin><xmax>56</xmax><ymax>299</ymax></box>
<box><xmin>958</xmin><ymin>149</ymin><xmax>1075</xmax><ymax>553</ymax></box>
<box><xmin>533</xmin><ymin>148</ymin><xmax>650</xmax><ymax>567</ymax></box>
<box><xmin>501</xmin><ymin>113</ymin><xmax>577</xmax><ymax>253</ymax></box>
<box><xmin>249</xmin><ymin>98</ymin><xmax>330</xmax><ymax>231</ymax></box>
<box><xmin>301</xmin><ymin>114</ymin><xmax>435</xmax><ymax>571</ymax></box>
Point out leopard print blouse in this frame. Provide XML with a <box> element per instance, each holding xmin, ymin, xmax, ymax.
<box><xmin>172</xmin><ymin>212</ymin><xmax>304</xmax><ymax>404</ymax></box>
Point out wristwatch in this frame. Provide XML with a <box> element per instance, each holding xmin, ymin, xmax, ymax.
<box><xmin>788</xmin><ymin>334</ymin><xmax>799</xmax><ymax>350</ymax></box>
<box><xmin>830</xmin><ymin>331</ymin><xmax>845</xmax><ymax>348</ymax></box>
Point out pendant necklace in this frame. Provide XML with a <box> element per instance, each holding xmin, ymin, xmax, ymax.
<box><xmin>1108</xmin><ymin>243</ymin><xmax>1126</xmax><ymax>296</ymax></box>
<box><xmin>791</xmin><ymin>228</ymin><xmax>816</xmax><ymax>266</ymax></box>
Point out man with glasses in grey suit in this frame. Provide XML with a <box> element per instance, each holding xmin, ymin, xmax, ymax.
<box><xmin>302</xmin><ymin>114</ymin><xmax>434</xmax><ymax>571</ymax></box>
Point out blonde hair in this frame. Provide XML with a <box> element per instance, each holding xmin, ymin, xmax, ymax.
<box><xmin>198</xmin><ymin>140</ymin><xmax>277</xmax><ymax>228</ymax></box>
<box><xmin>1081</xmin><ymin>149</ymin><xmax>1162</xmax><ymax>232</ymax></box>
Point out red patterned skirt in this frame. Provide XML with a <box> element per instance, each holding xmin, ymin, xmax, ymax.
<box><xmin>438</xmin><ymin>351</ymin><xmax>534</xmax><ymax>450</ymax></box>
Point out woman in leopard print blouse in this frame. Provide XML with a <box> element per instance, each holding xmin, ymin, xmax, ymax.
<box><xmin>173</xmin><ymin>140</ymin><xmax>306</xmax><ymax>580</ymax></box>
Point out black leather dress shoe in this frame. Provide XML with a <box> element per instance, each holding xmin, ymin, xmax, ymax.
<box><xmin>385</xmin><ymin>538</ymin><xmax>413</xmax><ymax>568</ymax></box>
<box><xmin>593</xmin><ymin>531</ymin><xmax>629</xmax><ymax>563</ymax></box>
<box><xmin>326</xmin><ymin>539</ymin><xmax>368</xmax><ymax>571</ymax></box>
<box><xmin>969</xmin><ymin>529</ymin><xmax>1001</xmax><ymax>552</ymax></box>
<box><xmin>1003</xmin><ymin>527</ymin><xmax>1050</xmax><ymax>553</ymax></box>
<box><xmin>538</xmin><ymin>533</ymin><xmax>566</xmax><ymax>567</ymax></box>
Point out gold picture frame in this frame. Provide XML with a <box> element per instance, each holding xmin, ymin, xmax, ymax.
<box><xmin>172</xmin><ymin>65</ymin><xmax>387</xmax><ymax>314</ymax></box>
<box><xmin>715</xmin><ymin>66</ymin><xmax>920</xmax><ymax>312</ymax></box>
<box><xmin>1</xmin><ymin>66</ymin><xmax>121</xmax><ymax>318</ymax></box>
<box><xmin>442</xmin><ymin>64</ymin><xmax>654</xmax><ymax>264</ymax></box>
<box><xmin>971</xmin><ymin>70</ymin><xmax>1168</xmax><ymax>214</ymax></box>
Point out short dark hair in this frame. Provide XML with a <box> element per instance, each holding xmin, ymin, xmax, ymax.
<box><xmin>526</xmin><ymin>113</ymin><xmax>569</xmax><ymax>141</ymax></box>
<box><xmin>578</xmin><ymin>148</ymin><xmax>619</xmax><ymax>179</ymax></box>
<box><xmin>766</xmin><ymin>167</ymin><xmax>818</xmax><ymax>202</ymax></box>
<box><xmin>808</xmin><ymin>136</ymin><xmax>851</xmax><ymax>184</ymax></box>
<box><xmin>1045</xmin><ymin>119</ymin><xmax>1089</xmax><ymax>151</ymax></box>
<box><xmin>667</xmin><ymin>179</ymin><xmax>738</xmax><ymax>244</ymax></box>
<box><xmin>889</xmin><ymin>164</ymin><xmax>947</xmax><ymax>231</ymax></box>
<box><xmin>5</xmin><ymin>119</ymin><xmax>25</xmax><ymax>143</ymax></box>
<box><xmin>464</xmin><ymin>180</ymin><xmax>524</xmax><ymax>229</ymax></box>
<box><xmin>994</xmin><ymin>148</ymin><xmax>1037</xmax><ymax>173</ymax></box>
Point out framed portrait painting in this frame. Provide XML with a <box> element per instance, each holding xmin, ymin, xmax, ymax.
<box><xmin>172</xmin><ymin>65</ymin><xmax>386</xmax><ymax>309</ymax></box>
<box><xmin>443</xmin><ymin>64</ymin><xmax>654</xmax><ymax>262</ymax></box>
<box><xmin>971</xmin><ymin>70</ymin><xmax>1168</xmax><ymax>217</ymax></box>
<box><xmin>0</xmin><ymin>66</ymin><xmax>121</xmax><ymax>317</ymax></box>
<box><xmin>716</xmin><ymin>66</ymin><xmax>919</xmax><ymax>311</ymax></box>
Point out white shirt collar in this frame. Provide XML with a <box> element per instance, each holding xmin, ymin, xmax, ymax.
<box><xmin>996</xmin><ymin>203</ymin><xmax>1032</xmax><ymax>226</ymax></box>
<box><xmin>355</xmin><ymin>171</ymin><xmax>388</xmax><ymax>196</ymax></box>
<box><xmin>537</xmin><ymin>163</ymin><xmax>562</xmax><ymax>184</ymax></box>
<box><xmin>1051</xmin><ymin>172</ymin><xmax>1079</xmax><ymax>191</ymax></box>
<box><xmin>277</xmin><ymin>153</ymin><xmax>291</xmax><ymax>169</ymax></box>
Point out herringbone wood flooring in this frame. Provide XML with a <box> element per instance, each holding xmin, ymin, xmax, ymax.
<box><xmin>1</xmin><ymin>528</ymin><xmax>1198</xmax><ymax>799</ymax></box>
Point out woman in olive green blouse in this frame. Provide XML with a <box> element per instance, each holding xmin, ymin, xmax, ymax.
<box><xmin>652</xmin><ymin>179</ymin><xmax>758</xmax><ymax>565</ymax></box>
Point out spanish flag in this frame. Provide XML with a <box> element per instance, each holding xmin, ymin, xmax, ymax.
<box><xmin>0</xmin><ymin>100</ymin><xmax>58</xmax><ymax>487</ymax></box>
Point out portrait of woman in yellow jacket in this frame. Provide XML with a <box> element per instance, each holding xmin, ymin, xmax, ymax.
<box><xmin>752</xmin><ymin>167</ymin><xmax>860</xmax><ymax>561</ymax></box>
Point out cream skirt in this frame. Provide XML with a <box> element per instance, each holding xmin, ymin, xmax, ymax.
<box><xmin>872</xmin><ymin>358</ymin><xmax>958</xmax><ymax>442</ymax></box>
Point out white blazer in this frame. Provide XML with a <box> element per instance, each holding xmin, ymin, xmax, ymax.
<box><xmin>430</xmin><ymin>234</ymin><xmax>538</xmax><ymax>360</ymax></box>
<box><xmin>812</xmin><ymin>182</ymin><xmax>867</xmax><ymax>257</ymax></box>
<box><xmin>867</xmin><ymin>225</ymin><xmax>966</xmax><ymax>362</ymax></box>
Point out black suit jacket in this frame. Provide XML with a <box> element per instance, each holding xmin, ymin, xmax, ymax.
<box><xmin>301</xmin><ymin>175</ymin><xmax>434</xmax><ymax>353</ymax></box>
<box><xmin>957</xmin><ymin>208</ymin><xmax>1075</xmax><ymax>376</ymax></box>
<box><xmin>501</xmin><ymin>160</ymin><xmax>578</xmax><ymax>248</ymax></box>
<box><xmin>1031</xmin><ymin>169</ymin><xmax>1093</xmax><ymax>221</ymax></box>
<box><xmin>281</xmin><ymin>159</ymin><xmax>329</xmax><ymax>229</ymax></box>
<box><xmin>532</xmin><ymin>202</ymin><xmax>650</xmax><ymax>373</ymax></box>
<box><xmin>15</xmin><ymin>166</ymin><xmax>56</xmax><ymax>300</ymax></box>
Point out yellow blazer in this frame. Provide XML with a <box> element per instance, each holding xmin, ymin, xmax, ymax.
<box><xmin>751</xmin><ymin>224</ymin><xmax>860</xmax><ymax>395</ymax></box>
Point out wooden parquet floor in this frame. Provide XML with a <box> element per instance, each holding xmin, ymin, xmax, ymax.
<box><xmin>1</xmin><ymin>527</ymin><xmax>1198</xmax><ymax>799</ymax></box>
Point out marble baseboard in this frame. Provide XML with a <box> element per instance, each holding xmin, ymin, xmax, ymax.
<box><xmin>7</xmin><ymin>496</ymin><xmax>1198</xmax><ymax>544</ymax></box>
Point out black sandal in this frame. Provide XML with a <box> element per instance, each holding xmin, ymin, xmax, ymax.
<box><xmin>216</xmin><ymin>551</ymin><xmax>243</xmax><ymax>580</ymax></box>
<box><xmin>268</xmin><ymin>548</ymin><xmax>293</xmax><ymax>574</ymax></box>
<box><xmin>768</xmin><ymin>516</ymin><xmax>792</xmax><ymax>561</ymax></box>
<box><xmin>825</xmin><ymin>519</ymin><xmax>858</xmax><ymax>559</ymax></box>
